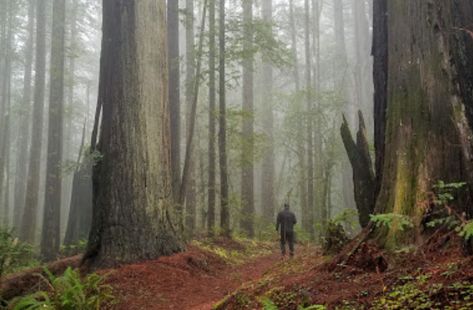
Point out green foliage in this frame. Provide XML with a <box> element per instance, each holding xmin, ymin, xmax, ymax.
<box><xmin>10</xmin><ymin>267</ymin><xmax>115</xmax><ymax>310</ymax></box>
<box><xmin>0</xmin><ymin>228</ymin><xmax>37</xmax><ymax>279</ymax></box>
<box><xmin>259</xmin><ymin>296</ymin><xmax>278</xmax><ymax>310</ymax></box>
<box><xmin>298</xmin><ymin>305</ymin><xmax>326</xmax><ymax>310</ymax></box>
<box><xmin>372</xmin><ymin>273</ymin><xmax>473</xmax><ymax>310</ymax></box>
<box><xmin>60</xmin><ymin>240</ymin><xmax>88</xmax><ymax>257</ymax></box>
<box><xmin>458</xmin><ymin>221</ymin><xmax>473</xmax><ymax>241</ymax></box>
<box><xmin>372</xmin><ymin>282</ymin><xmax>439</xmax><ymax>309</ymax></box>
<box><xmin>370</xmin><ymin>213</ymin><xmax>414</xmax><ymax>231</ymax></box>
<box><xmin>431</xmin><ymin>180</ymin><xmax>466</xmax><ymax>206</ymax></box>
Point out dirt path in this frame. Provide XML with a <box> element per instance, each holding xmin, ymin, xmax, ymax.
<box><xmin>107</xmin><ymin>245</ymin><xmax>283</xmax><ymax>310</ymax></box>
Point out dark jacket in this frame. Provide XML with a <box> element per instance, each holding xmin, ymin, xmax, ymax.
<box><xmin>276</xmin><ymin>209</ymin><xmax>297</xmax><ymax>233</ymax></box>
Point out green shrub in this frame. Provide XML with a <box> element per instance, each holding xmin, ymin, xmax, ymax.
<box><xmin>0</xmin><ymin>228</ymin><xmax>37</xmax><ymax>279</ymax></box>
<box><xmin>60</xmin><ymin>240</ymin><xmax>88</xmax><ymax>257</ymax></box>
<box><xmin>10</xmin><ymin>267</ymin><xmax>115</xmax><ymax>310</ymax></box>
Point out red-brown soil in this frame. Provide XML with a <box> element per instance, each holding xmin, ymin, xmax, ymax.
<box><xmin>218</xmin><ymin>235</ymin><xmax>473</xmax><ymax>309</ymax></box>
<box><xmin>105</xmin><ymin>243</ymin><xmax>283</xmax><ymax>309</ymax></box>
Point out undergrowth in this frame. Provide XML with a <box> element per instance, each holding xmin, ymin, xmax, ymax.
<box><xmin>0</xmin><ymin>229</ymin><xmax>38</xmax><ymax>279</ymax></box>
<box><xmin>9</xmin><ymin>267</ymin><xmax>115</xmax><ymax>310</ymax></box>
<box><xmin>192</xmin><ymin>237</ymin><xmax>272</xmax><ymax>264</ymax></box>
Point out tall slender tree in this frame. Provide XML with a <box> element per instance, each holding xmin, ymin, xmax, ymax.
<box><xmin>218</xmin><ymin>0</ymin><xmax>230</xmax><ymax>236</ymax></box>
<box><xmin>13</xmin><ymin>0</ymin><xmax>35</xmax><ymax>229</ymax></box>
<box><xmin>240</xmin><ymin>0</ymin><xmax>255</xmax><ymax>237</ymax></box>
<box><xmin>185</xmin><ymin>0</ymin><xmax>197</xmax><ymax>235</ymax></box>
<box><xmin>207</xmin><ymin>0</ymin><xmax>216</xmax><ymax>235</ymax></box>
<box><xmin>0</xmin><ymin>0</ymin><xmax>13</xmax><ymax>226</ymax></box>
<box><xmin>83</xmin><ymin>0</ymin><xmax>183</xmax><ymax>267</ymax></box>
<box><xmin>260</xmin><ymin>0</ymin><xmax>275</xmax><ymax>223</ymax></box>
<box><xmin>168</xmin><ymin>0</ymin><xmax>181</xmax><ymax>206</ymax></box>
<box><xmin>41</xmin><ymin>0</ymin><xmax>66</xmax><ymax>260</ymax></box>
<box><xmin>289</xmin><ymin>0</ymin><xmax>307</xmax><ymax>222</ymax></box>
<box><xmin>21</xmin><ymin>0</ymin><xmax>47</xmax><ymax>243</ymax></box>
<box><xmin>303</xmin><ymin>0</ymin><xmax>315</xmax><ymax>238</ymax></box>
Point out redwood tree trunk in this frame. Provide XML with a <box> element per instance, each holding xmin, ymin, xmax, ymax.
<box><xmin>168</xmin><ymin>0</ymin><xmax>181</xmax><ymax>206</ymax></box>
<box><xmin>240</xmin><ymin>0</ymin><xmax>255</xmax><ymax>237</ymax></box>
<box><xmin>41</xmin><ymin>0</ymin><xmax>66</xmax><ymax>260</ymax></box>
<box><xmin>83</xmin><ymin>0</ymin><xmax>183</xmax><ymax>267</ymax></box>
<box><xmin>13</xmin><ymin>0</ymin><xmax>34</xmax><ymax>230</ymax></box>
<box><xmin>374</xmin><ymin>0</ymin><xmax>473</xmax><ymax>246</ymax></box>
<box><xmin>21</xmin><ymin>0</ymin><xmax>47</xmax><ymax>244</ymax></box>
<box><xmin>260</xmin><ymin>0</ymin><xmax>275</xmax><ymax>223</ymax></box>
<box><xmin>218</xmin><ymin>0</ymin><xmax>230</xmax><ymax>236</ymax></box>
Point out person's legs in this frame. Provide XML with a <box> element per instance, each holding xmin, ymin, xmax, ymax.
<box><xmin>280</xmin><ymin>232</ymin><xmax>286</xmax><ymax>256</ymax></box>
<box><xmin>287</xmin><ymin>231</ymin><xmax>295</xmax><ymax>256</ymax></box>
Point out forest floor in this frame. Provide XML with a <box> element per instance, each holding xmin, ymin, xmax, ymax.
<box><xmin>105</xmin><ymin>237</ymin><xmax>284</xmax><ymax>310</ymax></box>
<box><xmin>105</xmin><ymin>235</ymin><xmax>473</xmax><ymax>309</ymax></box>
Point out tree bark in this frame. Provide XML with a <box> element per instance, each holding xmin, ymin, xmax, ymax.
<box><xmin>64</xmin><ymin>125</ymin><xmax>92</xmax><ymax>245</ymax></box>
<box><xmin>240</xmin><ymin>0</ymin><xmax>255</xmax><ymax>238</ymax></box>
<box><xmin>0</xmin><ymin>0</ymin><xmax>13</xmax><ymax>227</ymax></box>
<box><xmin>168</xmin><ymin>0</ymin><xmax>181</xmax><ymax>206</ymax></box>
<box><xmin>185</xmin><ymin>0</ymin><xmax>197</xmax><ymax>236</ymax></box>
<box><xmin>289</xmin><ymin>0</ymin><xmax>308</xmax><ymax>224</ymax></box>
<box><xmin>21</xmin><ymin>0</ymin><xmax>47</xmax><ymax>244</ymax></box>
<box><xmin>372</xmin><ymin>0</ymin><xmax>387</xmax><ymax>198</ymax></box>
<box><xmin>207</xmin><ymin>0</ymin><xmax>216</xmax><ymax>235</ymax></box>
<box><xmin>218</xmin><ymin>0</ymin><xmax>230</xmax><ymax>236</ymax></box>
<box><xmin>340</xmin><ymin>112</ymin><xmax>376</xmax><ymax>228</ymax></box>
<box><xmin>373</xmin><ymin>0</ymin><xmax>473</xmax><ymax>247</ymax></box>
<box><xmin>303</xmin><ymin>0</ymin><xmax>315</xmax><ymax>238</ymax></box>
<box><xmin>13</xmin><ymin>0</ymin><xmax>35</xmax><ymax>230</ymax></box>
<box><xmin>41</xmin><ymin>0</ymin><xmax>66</xmax><ymax>261</ymax></box>
<box><xmin>260</xmin><ymin>0</ymin><xmax>275</xmax><ymax>223</ymax></box>
<box><xmin>83</xmin><ymin>0</ymin><xmax>183</xmax><ymax>267</ymax></box>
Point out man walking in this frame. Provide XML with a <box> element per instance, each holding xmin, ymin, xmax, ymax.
<box><xmin>276</xmin><ymin>203</ymin><xmax>297</xmax><ymax>257</ymax></box>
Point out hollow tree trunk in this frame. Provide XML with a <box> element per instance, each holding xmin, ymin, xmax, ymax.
<box><xmin>340</xmin><ymin>112</ymin><xmax>376</xmax><ymax>228</ymax></box>
<box><xmin>83</xmin><ymin>0</ymin><xmax>183</xmax><ymax>267</ymax></box>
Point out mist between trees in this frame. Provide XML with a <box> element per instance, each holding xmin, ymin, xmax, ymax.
<box><xmin>0</xmin><ymin>0</ymin><xmax>373</xmax><ymax>262</ymax></box>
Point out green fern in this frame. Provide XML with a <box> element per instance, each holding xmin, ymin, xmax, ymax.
<box><xmin>11</xmin><ymin>267</ymin><xmax>115</xmax><ymax>310</ymax></box>
<box><xmin>259</xmin><ymin>297</ymin><xmax>278</xmax><ymax>310</ymax></box>
<box><xmin>370</xmin><ymin>213</ymin><xmax>414</xmax><ymax>231</ymax></box>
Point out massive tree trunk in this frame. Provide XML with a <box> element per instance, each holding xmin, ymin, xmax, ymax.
<box><xmin>21</xmin><ymin>0</ymin><xmax>47</xmax><ymax>244</ymax></box>
<box><xmin>83</xmin><ymin>0</ymin><xmax>183</xmax><ymax>267</ymax></box>
<box><xmin>373</xmin><ymin>0</ymin><xmax>473</xmax><ymax>246</ymax></box>
<box><xmin>41</xmin><ymin>0</ymin><xmax>66</xmax><ymax>260</ymax></box>
<box><xmin>168</xmin><ymin>0</ymin><xmax>181</xmax><ymax>206</ymax></box>
<box><xmin>13</xmin><ymin>0</ymin><xmax>35</xmax><ymax>230</ymax></box>
<box><xmin>207</xmin><ymin>0</ymin><xmax>216</xmax><ymax>235</ymax></box>
<box><xmin>218</xmin><ymin>0</ymin><xmax>230</xmax><ymax>236</ymax></box>
<box><xmin>260</xmin><ymin>0</ymin><xmax>275</xmax><ymax>223</ymax></box>
<box><xmin>240</xmin><ymin>0</ymin><xmax>255</xmax><ymax>238</ymax></box>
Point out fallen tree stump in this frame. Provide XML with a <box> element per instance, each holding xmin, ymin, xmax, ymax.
<box><xmin>0</xmin><ymin>255</ymin><xmax>82</xmax><ymax>301</ymax></box>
